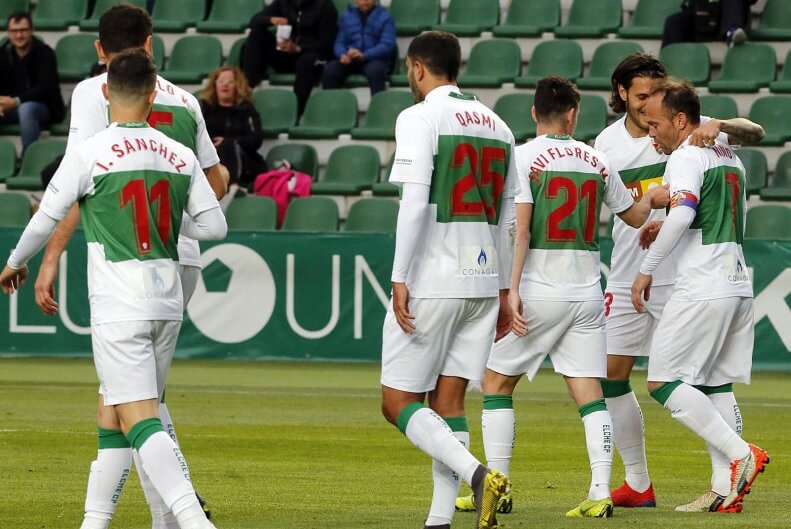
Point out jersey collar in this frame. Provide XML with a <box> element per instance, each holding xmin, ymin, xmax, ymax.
<box><xmin>116</xmin><ymin>121</ymin><xmax>150</xmax><ymax>128</ymax></box>
<box><xmin>424</xmin><ymin>84</ymin><xmax>469</xmax><ymax>102</ymax></box>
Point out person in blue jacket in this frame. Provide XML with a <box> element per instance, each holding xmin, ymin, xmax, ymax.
<box><xmin>321</xmin><ymin>0</ymin><xmax>396</xmax><ymax>95</ymax></box>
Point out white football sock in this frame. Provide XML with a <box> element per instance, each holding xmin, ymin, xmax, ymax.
<box><xmin>81</xmin><ymin>448</ymin><xmax>132</xmax><ymax>529</ymax></box>
<box><xmin>426</xmin><ymin>429</ymin><xmax>469</xmax><ymax>526</ymax></box>
<box><xmin>133</xmin><ymin>450</ymin><xmax>180</xmax><ymax>529</ymax></box>
<box><xmin>707</xmin><ymin>392</ymin><xmax>743</xmax><ymax>496</ymax></box>
<box><xmin>581</xmin><ymin>409</ymin><xmax>613</xmax><ymax>501</ymax></box>
<box><xmin>137</xmin><ymin>431</ymin><xmax>196</xmax><ymax>509</ymax></box>
<box><xmin>482</xmin><ymin>408</ymin><xmax>515</xmax><ymax>476</ymax></box>
<box><xmin>606</xmin><ymin>391</ymin><xmax>650</xmax><ymax>492</ymax></box>
<box><xmin>159</xmin><ymin>403</ymin><xmax>180</xmax><ymax>445</ymax></box>
<box><xmin>663</xmin><ymin>383</ymin><xmax>749</xmax><ymax>461</ymax></box>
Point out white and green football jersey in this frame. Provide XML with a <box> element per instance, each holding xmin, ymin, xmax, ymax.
<box><xmin>40</xmin><ymin>123</ymin><xmax>220</xmax><ymax>324</ymax></box>
<box><xmin>516</xmin><ymin>134</ymin><xmax>634</xmax><ymax>301</ymax></box>
<box><xmin>66</xmin><ymin>73</ymin><xmax>219</xmax><ymax>268</ymax></box>
<box><xmin>388</xmin><ymin>85</ymin><xmax>518</xmax><ymax>298</ymax></box>
<box><xmin>664</xmin><ymin>139</ymin><xmax>753</xmax><ymax>300</ymax></box>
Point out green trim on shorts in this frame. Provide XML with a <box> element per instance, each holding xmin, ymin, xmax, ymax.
<box><xmin>483</xmin><ymin>394</ymin><xmax>513</xmax><ymax>410</ymax></box>
<box><xmin>649</xmin><ymin>380</ymin><xmax>684</xmax><ymax>406</ymax></box>
<box><xmin>693</xmin><ymin>383</ymin><xmax>733</xmax><ymax>395</ymax></box>
<box><xmin>98</xmin><ymin>427</ymin><xmax>131</xmax><ymax>449</ymax></box>
<box><xmin>600</xmin><ymin>379</ymin><xmax>632</xmax><ymax>398</ymax></box>
<box><xmin>444</xmin><ymin>416</ymin><xmax>469</xmax><ymax>433</ymax></box>
<box><xmin>126</xmin><ymin>418</ymin><xmax>164</xmax><ymax>451</ymax></box>
<box><xmin>578</xmin><ymin>398</ymin><xmax>607</xmax><ymax>418</ymax></box>
<box><xmin>396</xmin><ymin>402</ymin><xmax>425</xmax><ymax>435</ymax></box>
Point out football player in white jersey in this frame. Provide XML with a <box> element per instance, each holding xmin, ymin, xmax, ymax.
<box><xmin>595</xmin><ymin>53</ymin><xmax>765</xmax><ymax>509</ymax></box>
<box><xmin>0</xmin><ymin>49</ymin><xmax>226</xmax><ymax>529</ymax></box>
<box><xmin>380</xmin><ymin>31</ymin><xmax>515</xmax><ymax>529</ymax></box>
<box><xmin>474</xmin><ymin>76</ymin><xmax>669</xmax><ymax>519</ymax></box>
<box><xmin>29</xmin><ymin>5</ymin><xmax>227</xmax><ymax>528</ymax></box>
<box><xmin>634</xmin><ymin>78</ymin><xmax>769</xmax><ymax>514</ymax></box>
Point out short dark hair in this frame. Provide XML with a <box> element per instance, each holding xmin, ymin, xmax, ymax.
<box><xmin>7</xmin><ymin>11</ymin><xmax>32</xmax><ymax>28</ymax></box>
<box><xmin>609</xmin><ymin>53</ymin><xmax>666</xmax><ymax>113</ymax></box>
<box><xmin>107</xmin><ymin>48</ymin><xmax>156</xmax><ymax>103</ymax></box>
<box><xmin>99</xmin><ymin>4</ymin><xmax>152</xmax><ymax>55</ymax></box>
<box><xmin>534</xmin><ymin>76</ymin><xmax>580</xmax><ymax>121</ymax></box>
<box><xmin>651</xmin><ymin>77</ymin><xmax>701</xmax><ymax>125</ymax></box>
<box><xmin>406</xmin><ymin>31</ymin><xmax>461</xmax><ymax>82</ymax></box>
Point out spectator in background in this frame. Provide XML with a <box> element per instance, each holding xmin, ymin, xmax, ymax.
<box><xmin>199</xmin><ymin>65</ymin><xmax>267</xmax><ymax>190</ymax></box>
<box><xmin>662</xmin><ymin>0</ymin><xmax>758</xmax><ymax>48</ymax></box>
<box><xmin>0</xmin><ymin>12</ymin><xmax>65</xmax><ymax>150</ymax></box>
<box><xmin>242</xmin><ymin>0</ymin><xmax>337</xmax><ymax>116</ymax></box>
<box><xmin>322</xmin><ymin>0</ymin><xmax>396</xmax><ymax>96</ymax></box>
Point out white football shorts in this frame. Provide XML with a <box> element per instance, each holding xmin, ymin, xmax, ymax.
<box><xmin>648</xmin><ymin>296</ymin><xmax>754</xmax><ymax>386</ymax></box>
<box><xmin>487</xmin><ymin>299</ymin><xmax>607</xmax><ymax>381</ymax></box>
<box><xmin>381</xmin><ymin>297</ymin><xmax>498</xmax><ymax>393</ymax></box>
<box><xmin>94</xmin><ymin>320</ymin><xmax>182</xmax><ymax>405</ymax></box>
<box><xmin>605</xmin><ymin>284</ymin><xmax>672</xmax><ymax>357</ymax></box>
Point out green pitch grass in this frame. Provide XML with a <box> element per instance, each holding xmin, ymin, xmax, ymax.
<box><xmin>0</xmin><ymin>358</ymin><xmax>788</xmax><ymax>528</ymax></box>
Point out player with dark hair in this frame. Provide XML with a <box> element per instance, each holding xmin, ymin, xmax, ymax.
<box><xmin>380</xmin><ymin>31</ymin><xmax>515</xmax><ymax>529</ymax></box>
<box><xmin>0</xmin><ymin>47</ymin><xmax>226</xmax><ymax>529</ymax></box>
<box><xmin>635</xmin><ymin>77</ymin><xmax>769</xmax><ymax>513</ymax></box>
<box><xmin>32</xmin><ymin>4</ymin><xmax>228</xmax><ymax>528</ymax></box>
<box><xmin>595</xmin><ymin>53</ymin><xmax>764</xmax><ymax>510</ymax></box>
<box><xmin>472</xmin><ymin>75</ymin><xmax>669</xmax><ymax>518</ymax></box>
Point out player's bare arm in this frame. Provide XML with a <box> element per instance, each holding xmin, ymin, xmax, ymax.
<box><xmin>34</xmin><ymin>203</ymin><xmax>80</xmax><ymax>315</ymax></box>
<box><xmin>205</xmin><ymin>163</ymin><xmax>230</xmax><ymax>199</ymax></box>
<box><xmin>508</xmin><ymin>202</ymin><xmax>533</xmax><ymax>336</ymax></box>
<box><xmin>689</xmin><ymin>118</ymin><xmax>765</xmax><ymax>147</ymax></box>
<box><xmin>391</xmin><ymin>282</ymin><xmax>415</xmax><ymax>333</ymax></box>
<box><xmin>617</xmin><ymin>183</ymin><xmax>670</xmax><ymax>228</ymax></box>
<box><xmin>638</xmin><ymin>221</ymin><xmax>663</xmax><ymax>250</ymax></box>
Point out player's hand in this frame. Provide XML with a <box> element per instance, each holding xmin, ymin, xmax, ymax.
<box><xmin>639</xmin><ymin>221</ymin><xmax>663</xmax><ymax>249</ymax></box>
<box><xmin>34</xmin><ymin>261</ymin><xmax>59</xmax><ymax>315</ymax></box>
<box><xmin>0</xmin><ymin>265</ymin><xmax>28</xmax><ymax>294</ymax></box>
<box><xmin>646</xmin><ymin>183</ymin><xmax>670</xmax><ymax>209</ymax></box>
<box><xmin>689</xmin><ymin>119</ymin><xmax>721</xmax><ymax>148</ymax></box>
<box><xmin>494</xmin><ymin>290</ymin><xmax>512</xmax><ymax>342</ymax></box>
<box><xmin>392</xmin><ymin>282</ymin><xmax>416</xmax><ymax>334</ymax></box>
<box><xmin>508</xmin><ymin>289</ymin><xmax>527</xmax><ymax>336</ymax></box>
<box><xmin>631</xmin><ymin>273</ymin><xmax>652</xmax><ymax>314</ymax></box>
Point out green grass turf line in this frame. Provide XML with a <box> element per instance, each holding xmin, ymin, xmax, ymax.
<box><xmin>0</xmin><ymin>358</ymin><xmax>789</xmax><ymax>528</ymax></box>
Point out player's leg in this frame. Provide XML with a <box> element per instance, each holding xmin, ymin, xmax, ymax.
<box><xmin>80</xmin><ymin>396</ymin><xmax>132</xmax><ymax>529</ymax></box>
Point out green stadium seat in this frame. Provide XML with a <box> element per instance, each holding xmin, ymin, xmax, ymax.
<box><xmin>708</xmin><ymin>44</ymin><xmax>776</xmax><ymax>93</ymax></box>
<box><xmin>514</xmin><ymin>40</ymin><xmax>583</xmax><ymax>88</ymax></box>
<box><xmin>576</xmin><ymin>42</ymin><xmax>643</xmax><ymax>90</ymax></box>
<box><xmin>433</xmin><ymin>0</ymin><xmax>499</xmax><ymax>37</ymax></box>
<box><xmin>255</xmin><ymin>89</ymin><xmax>298</xmax><ymax>138</ymax></box>
<box><xmin>736</xmin><ymin>149</ymin><xmax>768</xmax><ymax>198</ymax></box>
<box><xmin>288</xmin><ymin>89</ymin><xmax>357</xmax><ymax>139</ymax></box>
<box><xmin>33</xmin><ymin>0</ymin><xmax>87</xmax><ymax>30</ymax></box>
<box><xmin>575</xmin><ymin>94</ymin><xmax>608</xmax><ymax>143</ymax></box>
<box><xmin>197</xmin><ymin>0</ymin><xmax>259</xmax><ymax>32</ymax></box>
<box><xmin>80</xmin><ymin>0</ymin><xmax>146</xmax><ymax>31</ymax></box>
<box><xmin>388</xmin><ymin>56</ymin><xmax>408</xmax><ymax>87</ymax></box>
<box><xmin>55</xmin><ymin>33</ymin><xmax>98</xmax><ymax>82</ymax></box>
<box><xmin>351</xmin><ymin>90</ymin><xmax>413</xmax><ymax>140</ymax></box>
<box><xmin>49</xmin><ymin>103</ymin><xmax>70</xmax><ymax>136</ymax></box>
<box><xmin>0</xmin><ymin>1</ymin><xmax>30</xmax><ymax>30</ymax></box>
<box><xmin>282</xmin><ymin>197</ymin><xmax>339</xmax><ymax>232</ymax></box>
<box><xmin>745</xmin><ymin>205</ymin><xmax>791</xmax><ymax>239</ymax></box>
<box><xmin>749</xmin><ymin>96</ymin><xmax>791</xmax><ymax>146</ymax></box>
<box><xmin>161</xmin><ymin>35</ymin><xmax>223</xmax><ymax>84</ymax></box>
<box><xmin>225</xmin><ymin>196</ymin><xmax>278</xmax><ymax>231</ymax></box>
<box><xmin>6</xmin><ymin>138</ymin><xmax>66</xmax><ymax>190</ymax></box>
<box><xmin>266</xmin><ymin>143</ymin><xmax>319</xmax><ymax>179</ymax></box>
<box><xmin>770</xmin><ymin>50</ymin><xmax>791</xmax><ymax>94</ymax></box>
<box><xmin>700</xmin><ymin>95</ymin><xmax>739</xmax><ymax>120</ymax></box>
<box><xmin>0</xmin><ymin>192</ymin><xmax>31</xmax><ymax>227</ymax></box>
<box><xmin>555</xmin><ymin>0</ymin><xmax>622</xmax><ymax>38</ymax></box>
<box><xmin>372</xmin><ymin>154</ymin><xmax>399</xmax><ymax>197</ymax></box>
<box><xmin>389</xmin><ymin>0</ymin><xmax>440</xmax><ymax>36</ymax></box>
<box><xmin>151</xmin><ymin>0</ymin><xmax>206</xmax><ymax>32</ymax></box>
<box><xmin>618</xmin><ymin>0</ymin><xmax>681</xmax><ymax>38</ymax></box>
<box><xmin>345</xmin><ymin>198</ymin><xmax>399</xmax><ymax>233</ymax></box>
<box><xmin>750</xmin><ymin>0</ymin><xmax>791</xmax><ymax>41</ymax></box>
<box><xmin>0</xmin><ymin>139</ymin><xmax>16</xmax><ymax>183</ymax></box>
<box><xmin>312</xmin><ymin>145</ymin><xmax>380</xmax><ymax>195</ymax></box>
<box><xmin>458</xmin><ymin>40</ymin><xmax>521</xmax><ymax>88</ymax></box>
<box><xmin>660</xmin><ymin>43</ymin><xmax>710</xmax><ymax>86</ymax></box>
<box><xmin>493</xmin><ymin>93</ymin><xmax>535</xmax><ymax>142</ymax></box>
<box><xmin>151</xmin><ymin>35</ymin><xmax>165</xmax><ymax>71</ymax></box>
<box><xmin>760</xmin><ymin>152</ymin><xmax>791</xmax><ymax>200</ymax></box>
<box><xmin>492</xmin><ymin>0</ymin><xmax>559</xmax><ymax>38</ymax></box>
<box><xmin>227</xmin><ymin>37</ymin><xmax>246</xmax><ymax>67</ymax></box>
